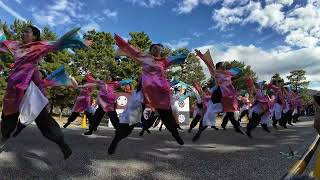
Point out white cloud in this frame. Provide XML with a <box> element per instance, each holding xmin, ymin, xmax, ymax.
<box><xmin>164</xmin><ymin>39</ymin><xmax>190</xmax><ymax>50</ymax></box>
<box><xmin>13</xmin><ymin>0</ymin><xmax>22</xmax><ymax>4</ymax></box>
<box><xmin>265</xmin><ymin>0</ymin><xmax>294</xmax><ymax>6</ymax></box>
<box><xmin>103</xmin><ymin>9</ymin><xmax>118</xmax><ymax>19</ymax></box>
<box><xmin>195</xmin><ymin>44</ymin><xmax>320</xmax><ymax>89</ymax></box>
<box><xmin>174</xmin><ymin>0</ymin><xmax>219</xmax><ymax>14</ymax></box>
<box><xmin>126</xmin><ymin>0</ymin><xmax>165</xmax><ymax>8</ymax></box>
<box><xmin>0</xmin><ymin>0</ymin><xmax>27</xmax><ymax>21</ymax></box>
<box><xmin>211</xmin><ymin>1</ymin><xmax>320</xmax><ymax>48</ymax></box>
<box><xmin>32</xmin><ymin>0</ymin><xmax>83</xmax><ymax>27</ymax></box>
<box><xmin>82</xmin><ymin>22</ymin><xmax>101</xmax><ymax>32</ymax></box>
<box><xmin>192</xmin><ymin>32</ymin><xmax>203</xmax><ymax>37</ymax></box>
<box><xmin>30</xmin><ymin>0</ymin><xmax>116</xmax><ymax>32</ymax></box>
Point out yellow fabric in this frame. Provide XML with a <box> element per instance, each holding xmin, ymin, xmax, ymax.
<box><xmin>82</xmin><ymin>114</ymin><xmax>87</xmax><ymax>128</ymax></box>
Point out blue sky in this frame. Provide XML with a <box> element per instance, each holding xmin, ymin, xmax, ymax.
<box><xmin>1</xmin><ymin>0</ymin><xmax>320</xmax><ymax>89</ymax></box>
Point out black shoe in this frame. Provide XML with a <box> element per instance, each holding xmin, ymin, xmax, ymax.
<box><xmin>139</xmin><ymin>130</ymin><xmax>144</xmax><ymax>137</ymax></box>
<box><xmin>211</xmin><ymin>126</ymin><xmax>219</xmax><ymax>130</ymax></box>
<box><xmin>221</xmin><ymin>126</ymin><xmax>226</xmax><ymax>130</ymax></box>
<box><xmin>108</xmin><ymin>139</ymin><xmax>120</xmax><ymax>155</ymax></box>
<box><xmin>272</xmin><ymin>124</ymin><xmax>278</xmax><ymax>130</ymax></box>
<box><xmin>192</xmin><ymin>131</ymin><xmax>202</xmax><ymax>142</ymax></box>
<box><xmin>146</xmin><ymin>129</ymin><xmax>151</xmax><ymax>134</ymax></box>
<box><xmin>262</xmin><ymin>126</ymin><xmax>271</xmax><ymax>133</ymax></box>
<box><xmin>280</xmin><ymin>124</ymin><xmax>288</xmax><ymax>129</ymax></box>
<box><xmin>235</xmin><ymin>126</ymin><xmax>244</xmax><ymax>135</ymax></box>
<box><xmin>246</xmin><ymin>130</ymin><xmax>253</xmax><ymax>139</ymax></box>
<box><xmin>84</xmin><ymin>130</ymin><xmax>93</xmax><ymax>135</ymax></box>
<box><xmin>60</xmin><ymin>143</ymin><xmax>72</xmax><ymax>160</ymax></box>
<box><xmin>188</xmin><ymin>128</ymin><xmax>192</xmax><ymax>133</ymax></box>
<box><xmin>173</xmin><ymin>134</ymin><xmax>184</xmax><ymax>145</ymax></box>
<box><xmin>159</xmin><ymin>127</ymin><xmax>162</xmax><ymax>131</ymax></box>
<box><xmin>288</xmin><ymin>123</ymin><xmax>293</xmax><ymax>126</ymax></box>
<box><xmin>63</xmin><ymin>122</ymin><xmax>70</xmax><ymax>128</ymax></box>
<box><xmin>12</xmin><ymin>130</ymin><xmax>22</xmax><ymax>137</ymax></box>
<box><xmin>0</xmin><ymin>137</ymin><xmax>9</xmax><ymax>151</ymax></box>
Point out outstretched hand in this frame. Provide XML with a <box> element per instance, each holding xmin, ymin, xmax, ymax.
<box><xmin>194</xmin><ymin>49</ymin><xmax>201</xmax><ymax>56</ymax></box>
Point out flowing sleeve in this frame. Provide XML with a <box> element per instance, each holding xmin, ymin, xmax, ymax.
<box><xmin>114</xmin><ymin>34</ymin><xmax>153</xmax><ymax>64</ymax></box>
<box><xmin>45</xmin><ymin>66</ymin><xmax>72</xmax><ymax>87</ymax></box>
<box><xmin>120</xmin><ymin>79</ymin><xmax>133</xmax><ymax>86</ymax></box>
<box><xmin>52</xmin><ymin>28</ymin><xmax>87</xmax><ymax>50</ymax></box>
<box><xmin>0</xmin><ymin>40</ymin><xmax>19</xmax><ymax>55</ymax></box>
<box><xmin>196</xmin><ymin>50</ymin><xmax>215</xmax><ymax>78</ymax></box>
<box><xmin>167</xmin><ymin>53</ymin><xmax>188</xmax><ymax>67</ymax></box>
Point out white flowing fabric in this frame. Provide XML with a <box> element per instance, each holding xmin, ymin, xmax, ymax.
<box><xmin>274</xmin><ymin>103</ymin><xmax>283</xmax><ymax>120</ymax></box>
<box><xmin>260</xmin><ymin>112</ymin><xmax>271</xmax><ymax>124</ymax></box>
<box><xmin>249</xmin><ymin>103</ymin><xmax>264</xmax><ymax>118</ymax></box>
<box><xmin>202</xmin><ymin>100</ymin><xmax>223</xmax><ymax>127</ymax></box>
<box><xmin>19</xmin><ymin>81</ymin><xmax>49</xmax><ymax>125</ymax></box>
<box><xmin>119</xmin><ymin>91</ymin><xmax>144</xmax><ymax>125</ymax></box>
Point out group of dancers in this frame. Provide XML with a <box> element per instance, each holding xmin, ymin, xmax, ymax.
<box><xmin>0</xmin><ymin>25</ymin><xmax>303</xmax><ymax>159</ymax></box>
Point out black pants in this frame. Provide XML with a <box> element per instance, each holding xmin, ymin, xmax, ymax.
<box><xmin>1</xmin><ymin>108</ymin><xmax>69</xmax><ymax>150</ymax></box>
<box><xmin>238</xmin><ymin>110</ymin><xmax>249</xmax><ymax>121</ymax></box>
<box><xmin>189</xmin><ymin>114</ymin><xmax>202</xmax><ymax>130</ymax></box>
<box><xmin>67</xmin><ymin>111</ymin><xmax>94</xmax><ymax>125</ymax></box>
<box><xmin>89</xmin><ymin>106</ymin><xmax>119</xmax><ymax>131</ymax></box>
<box><xmin>221</xmin><ymin>112</ymin><xmax>240</xmax><ymax>128</ymax></box>
<box><xmin>141</xmin><ymin>112</ymin><xmax>158</xmax><ymax>130</ymax></box>
<box><xmin>293</xmin><ymin>113</ymin><xmax>299</xmax><ymax>122</ymax></box>
<box><xmin>109</xmin><ymin>108</ymin><xmax>181</xmax><ymax>150</ymax></box>
<box><xmin>282</xmin><ymin>110</ymin><xmax>293</xmax><ymax>125</ymax></box>
<box><xmin>246</xmin><ymin>112</ymin><xmax>261</xmax><ymax>132</ymax></box>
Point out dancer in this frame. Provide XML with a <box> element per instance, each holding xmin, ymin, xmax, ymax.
<box><xmin>84</xmin><ymin>76</ymin><xmax>132</xmax><ymax>135</ymax></box>
<box><xmin>188</xmin><ymin>83</ymin><xmax>211</xmax><ymax>132</ymax></box>
<box><xmin>107</xmin><ymin>35</ymin><xmax>186</xmax><ymax>154</ymax></box>
<box><xmin>238</xmin><ymin>93</ymin><xmax>251</xmax><ymax>122</ymax></box>
<box><xmin>140</xmin><ymin>79</ymin><xmax>201</xmax><ymax>136</ymax></box>
<box><xmin>269</xmin><ymin>80</ymin><xmax>286</xmax><ymax>129</ymax></box>
<box><xmin>245</xmin><ymin>81</ymin><xmax>271</xmax><ymax>138</ymax></box>
<box><xmin>192</xmin><ymin>49</ymin><xmax>244</xmax><ymax>142</ymax></box>
<box><xmin>63</xmin><ymin>73</ymin><xmax>96</xmax><ymax>129</ymax></box>
<box><xmin>12</xmin><ymin>66</ymin><xmax>77</xmax><ymax>137</ymax></box>
<box><xmin>0</xmin><ymin>26</ymin><xmax>90</xmax><ymax>159</ymax></box>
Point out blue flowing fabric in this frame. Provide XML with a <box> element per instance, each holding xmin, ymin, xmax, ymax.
<box><xmin>228</xmin><ymin>67</ymin><xmax>242</xmax><ymax>76</ymax></box>
<box><xmin>0</xmin><ymin>27</ymin><xmax>6</xmax><ymax>42</ymax></box>
<box><xmin>53</xmin><ymin>28</ymin><xmax>87</xmax><ymax>50</ymax></box>
<box><xmin>168</xmin><ymin>53</ymin><xmax>188</xmax><ymax>65</ymax></box>
<box><xmin>47</xmin><ymin>66</ymin><xmax>71</xmax><ymax>86</ymax></box>
<box><xmin>170</xmin><ymin>80</ymin><xmax>195</xmax><ymax>101</ymax></box>
<box><xmin>257</xmin><ymin>81</ymin><xmax>266</xmax><ymax>89</ymax></box>
<box><xmin>120</xmin><ymin>79</ymin><xmax>133</xmax><ymax>85</ymax></box>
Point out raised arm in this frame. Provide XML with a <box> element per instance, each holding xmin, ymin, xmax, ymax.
<box><xmin>114</xmin><ymin>34</ymin><xmax>153</xmax><ymax>64</ymax></box>
<box><xmin>195</xmin><ymin>49</ymin><xmax>216</xmax><ymax>78</ymax></box>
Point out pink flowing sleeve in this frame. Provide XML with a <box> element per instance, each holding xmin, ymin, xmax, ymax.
<box><xmin>114</xmin><ymin>34</ymin><xmax>152</xmax><ymax>64</ymax></box>
<box><xmin>195</xmin><ymin>50</ymin><xmax>215</xmax><ymax>78</ymax></box>
<box><xmin>0</xmin><ymin>40</ymin><xmax>19</xmax><ymax>54</ymax></box>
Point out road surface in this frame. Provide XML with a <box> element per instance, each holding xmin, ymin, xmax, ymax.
<box><xmin>0</xmin><ymin>116</ymin><xmax>317</xmax><ymax>180</ymax></box>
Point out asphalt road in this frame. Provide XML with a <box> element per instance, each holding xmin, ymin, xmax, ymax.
<box><xmin>0</xmin><ymin>116</ymin><xmax>318</xmax><ymax>180</ymax></box>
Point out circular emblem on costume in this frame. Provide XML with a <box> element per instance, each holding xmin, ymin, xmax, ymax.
<box><xmin>143</xmin><ymin>109</ymin><xmax>151</xmax><ymax>120</ymax></box>
<box><xmin>178</xmin><ymin>114</ymin><xmax>185</xmax><ymax>123</ymax></box>
<box><xmin>178</xmin><ymin>101</ymin><xmax>185</xmax><ymax>108</ymax></box>
<box><xmin>117</xmin><ymin>96</ymin><xmax>128</xmax><ymax>106</ymax></box>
